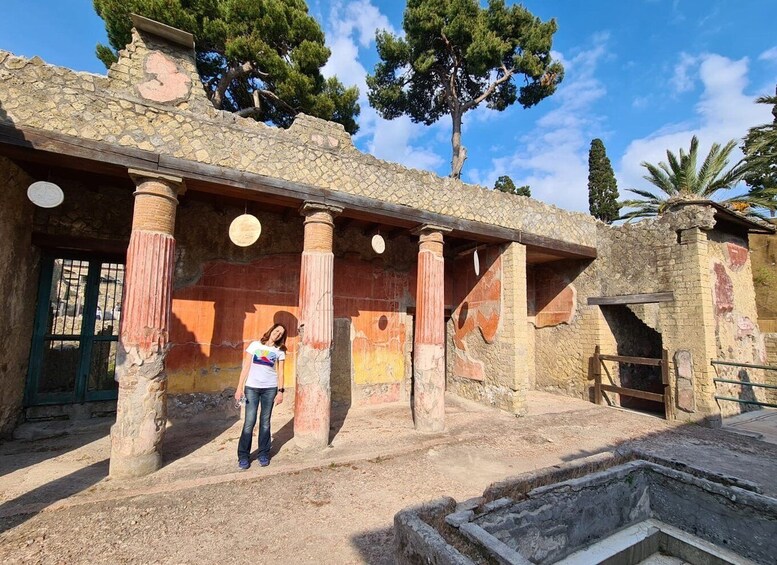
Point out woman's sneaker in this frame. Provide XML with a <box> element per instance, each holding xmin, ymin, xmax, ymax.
<box><xmin>258</xmin><ymin>455</ymin><xmax>270</xmax><ymax>467</ymax></box>
<box><xmin>238</xmin><ymin>459</ymin><xmax>250</xmax><ymax>470</ymax></box>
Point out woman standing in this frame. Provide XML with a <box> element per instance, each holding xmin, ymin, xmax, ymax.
<box><xmin>235</xmin><ymin>323</ymin><xmax>287</xmax><ymax>469</ymax></box>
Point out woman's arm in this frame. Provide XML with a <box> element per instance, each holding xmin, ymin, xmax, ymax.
<box><xmin>275</xmin><ymin>359</ymin><xmax>285</xmax><ymax>405</ymax></box>
<box><xmin>234</xmin><ymin>352</ymin><xmax>252</xmax><ymax>400</ymax></box>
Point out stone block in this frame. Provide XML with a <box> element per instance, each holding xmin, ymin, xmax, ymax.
<box><xmin>674</xmin><ymin>350</ymin><xmax>695</xmax><ymax>413</ymax></box>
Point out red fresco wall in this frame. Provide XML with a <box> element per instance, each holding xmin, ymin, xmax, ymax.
<box><xmin>167</xmin><ymin>254</ymin><xmax>416</xmax><ymax>405</ymax></box>
<box><xmin>529</xmin><ymin>267</ymin><xmax>576</xmax><ymax>327</ymax></box>
<box><xmin>167</xmin><ymin>254</ymin><xmax>300</xmax><ymax>393</ymax></box>
<box><xmin>450</xmin><ymin>247</ymin><xmax>502</xmax><ymax>381</ymax></box>
<box><xmin>334</xmin><ymin>258</ymin><xmax>411</xmax><ymax>403</ymax></box>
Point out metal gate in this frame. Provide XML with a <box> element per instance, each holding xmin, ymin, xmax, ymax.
<box><xmin>25</xmin><ymin>253</ymin><xmax>124</xmax><ymax>406</ymax></box>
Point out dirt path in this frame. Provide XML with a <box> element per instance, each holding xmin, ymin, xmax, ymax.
<box><xmin>1</xmin><ymin>392</ymin><xmax>775</xmax><ymax>564</ymax></box>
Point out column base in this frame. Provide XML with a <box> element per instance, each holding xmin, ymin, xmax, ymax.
<box><xmin>108</xmin><ymin>446</ymin><xmax>162</xmax><ymax>479</ymax></box>
<box><xmin>413</xmin><ymin>343</ymin><xmax>446</xmax><ymax>433</ymax></box>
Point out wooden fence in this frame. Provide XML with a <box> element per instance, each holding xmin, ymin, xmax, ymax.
<box><xmin>591</xmin><ymin>345</ymin><xmax>673</xmax><ymax>419</ymax></box>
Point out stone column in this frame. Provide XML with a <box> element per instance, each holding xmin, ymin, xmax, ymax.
<box><xmin>110</xmin><ymin>170</ymin><xmax>183</xmax><ymax>479</ymax></box>
<box><xmin>501</xmin><ymin>242</ymin><xmax>530</xmax><ymax>415</ymax></box>
<box><xmin>294</xmin><ymin>202</ymin><xmax>342</xmax><ymax>450</ymax></box>
<box><xmin>413</xmin><ymin>225</ymin><xmax>451</xmax><ymax>432</ymax></box>
<box><xmin>662</xmin><ymin>226</ymin><xmax>719</xmax><ymax>422</ymax></box>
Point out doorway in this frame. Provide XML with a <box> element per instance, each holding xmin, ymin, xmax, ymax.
<box><xmin>25</xmin><ymin>253</ymin><xmax>124</xmax><ymax>406</ymax></box>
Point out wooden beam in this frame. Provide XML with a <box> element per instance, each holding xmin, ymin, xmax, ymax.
<box><xmin>32</xmin><ymin>233</ymin><xmax>128</xmax><ymax>256</ymax></box>
<box><xmin>587</xmin><ymin>292</ymin><xmax>674</xmax><ymax>306</ymax></box>
<box><xmin>598</xmin><ymin>354</ymin><xmax>663</xmax><ymax>367</ymax></box>
<box><xmin>600</xmin><ymin>384</ymin><xmax>665</xmax><ymax>404</ymax></box>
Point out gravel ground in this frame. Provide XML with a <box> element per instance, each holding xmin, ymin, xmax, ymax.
<box><xmin>1</xmin><ymin>392</ymin><xmax>776</xmax><ymax>564</ymax></box>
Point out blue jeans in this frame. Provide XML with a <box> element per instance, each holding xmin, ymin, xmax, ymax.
<box><xmin>237</xmin><ymin>386</ymin><xmax>277</xmax><ymax>461</ymax></box>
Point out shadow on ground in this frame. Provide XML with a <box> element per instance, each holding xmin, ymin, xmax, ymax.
<box><xmin>351</xmin><ymin>525</ymin><xmax>395</xmax><ymax>565</ymax></box>
<box><xmin>0</xmin><ymin>459</ymin><xmax>109</xmax><ymax>533</ymax></box>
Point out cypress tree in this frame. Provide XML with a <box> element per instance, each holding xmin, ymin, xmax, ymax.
<box><xmin>588</xmin><ymin>139</ymin><xmax>620</xmax><ymax>223</ymax></box>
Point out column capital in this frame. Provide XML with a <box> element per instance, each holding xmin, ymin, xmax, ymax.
<box><xmin>411</xmin><ymin>224</ymin><xmax>452</xmax><ymax>236</ymax></box>
<box><xmin>128</xmin><ymin>169</ymin><xmax>187</xmax><ymax>195</ymax></box>
<box><xmin>299</xmin><ymin>201</ymin><xmax>344</xmax><ymax>218</ymax></box>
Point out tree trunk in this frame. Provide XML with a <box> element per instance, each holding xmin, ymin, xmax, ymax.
<box><xmin>450</xmin><ymin>110</ymin><xmax>467</xmax><ymax>179</ymax></box>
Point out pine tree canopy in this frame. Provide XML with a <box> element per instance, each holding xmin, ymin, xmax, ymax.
<box><xmin>494</xmin><ymin>175</ymin><xmax>530</xmax><ymax>197</ymax></box>
<box><xmin>93</xmin><ymin>0</ymin><xmax>360</xmax><ymax>133</ymax></box>
<box><xmin>366</xmin><ymin>0</ymin><xmax>563</xmax><ymax>179</ymax></box>
<box><xmin>587</xmin><ymin>138</ymin><xmax>620</xmax><ymax>223</ymax></box>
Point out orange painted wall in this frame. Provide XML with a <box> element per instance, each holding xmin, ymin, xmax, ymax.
<box><xmin>334</xmin><ymin>258</ymin><xmax>411</xmax><ymax>403</ymax></box>
<box><xmin>168</xmin><ymin>254</ymin><xmax>300</xmax><ymax>393</ymax></box>
<box><xmin>168</xmin><ymin>254</ymin><xmax>415</xmax><ymax>404</ymax></box>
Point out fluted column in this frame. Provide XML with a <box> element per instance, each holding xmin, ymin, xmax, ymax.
<box><xmin>413</xmin><ymin>225</ymin><xmax>451</xmax><ymax>432</ymax></box>
<box><xmin>294</xmin><ymin>202</ymin><xmax>342</xmax><ymax>449</ymax></box>
<box><xmin>110</xmin><ymin>170</ymin><xmax>184</xmax><ymax>478</ymax></box>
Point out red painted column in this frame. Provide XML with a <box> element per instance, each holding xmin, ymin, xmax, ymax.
<box><xmin>413</xmin><ymin>225</ymin><xmax>451</xmax><ymax>432</ymax></box>
<box><xmin>294</xmin><ymin>202</ymin><xmax>342</xmax><ymax>449</ymax></box>
<box><xmin>110</xmin><ymin>170</ymin><xmax>184</xmax><ymax>478</ymax></box>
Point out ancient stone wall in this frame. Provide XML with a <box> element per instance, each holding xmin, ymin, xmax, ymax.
<box><xmin>0</xmin><ymin>30</ymin><xmax>597</xmax><ymax>249</ymax></box>
<box><xmin>750</xmin><ymin>231</ymin><xmax>777</xmax><ymax>332</ymax></box>
<box><xmin>0</xmin><ymin>157</ymin><xmax>37</xmax><ymax>435</ymax></box>
<box><xmin>706</xmin><ymin>231</ymin><xmax>768</xmax><ymax>416</ymax></box>
<box><xmin>531</xmin><ymin>259</ymin><xmax>599</xmax><ymax>399</ymax></box>
<box><xmin>447</xmin><ymin>244</ymin><xmax>527</xmax><ymax>413</ymax></box>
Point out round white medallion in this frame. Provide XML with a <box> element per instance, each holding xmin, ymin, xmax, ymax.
<box><xmin>473</xmin><ymin>249</ymin><xmax>480</xmax><ymax>276</ymax></box>
<box><xmin>371</xmin><ymin>234</ymin><xmax>386</xmax><ymax>254</ymax></box>
<box><xmin>27</xmin><ymin>181</ymin><xmax>64</xmax><ymax>208</ymax></box>
<box><xmin>229</xmin><ymin>214</ymin><xmax>262</xmax><ymax>247</ymax></box>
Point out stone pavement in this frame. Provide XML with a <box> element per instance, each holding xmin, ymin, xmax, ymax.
<box><xmin>1</xmin><ymin>392</ymin><xmax>777</xmax><ymax>564</ymax></box>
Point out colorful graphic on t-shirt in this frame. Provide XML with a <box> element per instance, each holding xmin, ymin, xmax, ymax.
<box><xmin>252</xmin><ymin>346</ymin><xmax>276</xmax><ymax>368</ymax></box>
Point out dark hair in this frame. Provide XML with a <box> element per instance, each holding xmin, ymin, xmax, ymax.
<box><xmin>260</xmin><ymin>323</ymin><xmax>287</xmax><ymax>351</ymax></box>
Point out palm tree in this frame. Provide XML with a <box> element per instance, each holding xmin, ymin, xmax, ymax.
<box><xmin>742</xmin><ymin>91</ymin><xmax>777</xmax><ymax>216</ymax></box>
<box><xmin>620</xmin><ymin>136</ymin><xmax>770</xmax><ymax>220</ymax></box>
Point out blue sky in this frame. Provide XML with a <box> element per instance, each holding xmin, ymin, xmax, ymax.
<box><xmin>2</xmin><ymin>0</ymin><xmax>776</xmax><ymax>213</ymax></box>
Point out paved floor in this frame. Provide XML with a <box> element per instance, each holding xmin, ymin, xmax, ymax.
<box><xmin>723</xmin><ymin>408</ymin><xmax>777</xmax><ymax>444</ymax></box>
<box><xmin>1</xmin><ymin>392</ymin><xmax>776</xmax><ymax>564</ymax></box>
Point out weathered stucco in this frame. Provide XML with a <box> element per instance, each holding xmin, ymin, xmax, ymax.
<box><xmin>707</xmin><ymin>230</ymin><xmax>768</xmax><ymax>417</ymax></box>
<box><xmin>0</xmin><ymin>156</ymin><xmax>37</xmax><ymax>435</ymax></box>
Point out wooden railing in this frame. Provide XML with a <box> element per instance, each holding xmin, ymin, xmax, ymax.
<box><xmin>592</xmin><ymin>345</ymin><xmax>673</xmax><ymax>419</ymax></box>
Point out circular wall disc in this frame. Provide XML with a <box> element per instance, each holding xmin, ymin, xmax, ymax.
<box><xmin>27</xmin><ymin>181</ymin><xmax>64</xmax><ymax>208</ymax></box>
<box><xmin>371</xmin><ymin>234</ymin><xmax>386</xmax><ymax>254</ymax></box>
<box><xmin>229</xmin><ymin>214</ymin><xmax>262</xmax><ymax>247</ymax></box>
<box><xmin>473</xmin><ymin>249</ymin><xmax>480</xmax><ymax>276</ymax></box>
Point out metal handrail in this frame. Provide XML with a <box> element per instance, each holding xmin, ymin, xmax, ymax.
<box><xmin>711</xmin><ymin>360</ymin><xmax>777</xmax><ymax>372</ymax></box>
<box><xmin>711</xmin><ymin>359</ymin><xmax>777</xmax><ymax>409</ymax></box>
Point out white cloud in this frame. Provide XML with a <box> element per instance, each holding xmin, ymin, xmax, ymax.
<box><xmin>320</xmin><ymin>1</ymin><xmax>444</xmax><ymax>173</ymax></box>
<box><xmin>671</xmin><ymin>52</ymin><xmax>699</xmax><ymax>94</ymax></box>
<box><xmin>466</xmin><ymin>34</ymin><xmax>611</xmax><ymax>211</ymax></box>
<box><xmin>618</xmin><ymin>54</ymin><xmax>773</xmax><ymax>200</ymax></box>
<box><xmin>759</xmin><ymin>46</ymin><xmax>777</xmax><ymax>63</ymax></box>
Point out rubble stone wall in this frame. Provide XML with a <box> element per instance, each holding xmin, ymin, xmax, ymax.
<box><xmin>0</xmin><ymin>157</ymin><xmax>37</xmax><ymax>435</ymax></box>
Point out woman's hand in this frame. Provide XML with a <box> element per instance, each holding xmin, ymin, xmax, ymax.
<box><xmin>234</xmin><ymin>389</ymin><xmax>244</xmax><ymax>402</ymax></box>
<box><xmin>274</xmin><ymin>392</ymin><xmax>284</xmax><ymax>405</ymax></box>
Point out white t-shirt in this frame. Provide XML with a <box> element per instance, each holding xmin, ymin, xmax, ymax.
<box><xmin>244</xmin><ymin>341</ymin><xmax>286</xmax><ymax>388</ymax></box>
